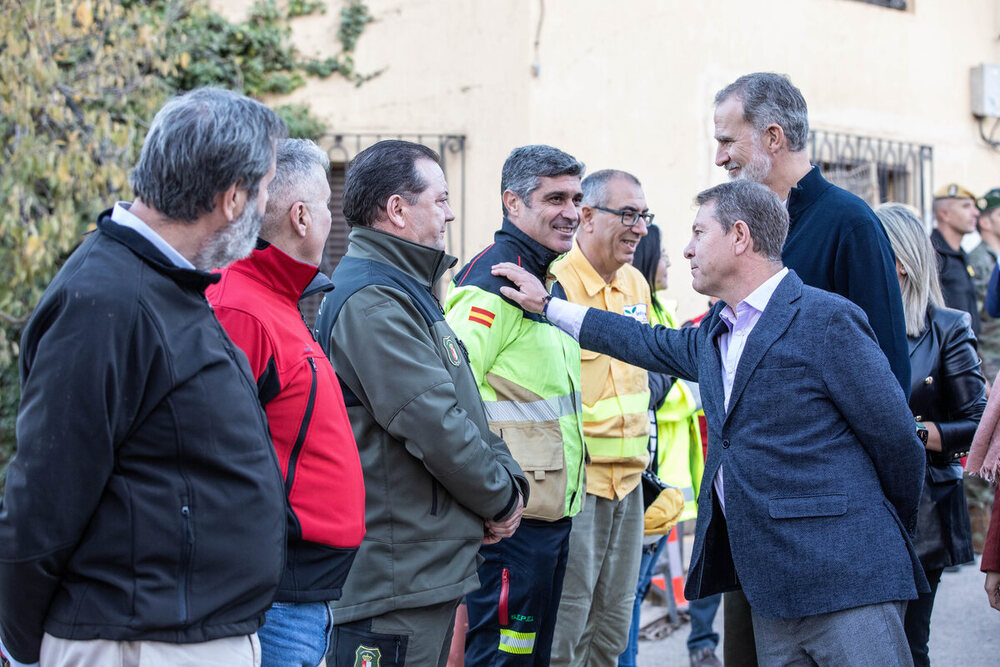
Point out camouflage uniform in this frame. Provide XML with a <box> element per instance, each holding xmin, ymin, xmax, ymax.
<box><xmin>968</xmin><ymin>242</ymin><xmax>1000</xmax><ymax>383</ymax></box>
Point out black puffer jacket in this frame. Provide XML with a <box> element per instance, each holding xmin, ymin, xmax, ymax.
<box><xmin>0</xmin><ymin>213</ymin><xmax>287</xmax><ymax>664</ymax></box>
<box><xmin>907</xmin><ymin>304</ymin><xmax>987</xmax><ymax>569</ymax></box>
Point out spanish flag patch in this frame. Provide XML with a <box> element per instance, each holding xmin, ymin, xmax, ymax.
<box><xmin>469</xmin><ymin>306</ymin><xmax>495</xmax><ymax>328</ymax></box>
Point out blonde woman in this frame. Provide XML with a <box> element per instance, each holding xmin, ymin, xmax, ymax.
<box><xmin>875</xmin><ymin>203</ymin><xmax>987</xmax><ymax>667</ymax></box>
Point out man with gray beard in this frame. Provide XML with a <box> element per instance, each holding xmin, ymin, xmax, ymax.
<box><xmin>712</xmin><ymin>72</ymin><xmax>910</xmax><ymax>666</ymax></box>
<box><xmin>0</xmin><ymin>88</ymin><xmax>288</xmax><ymax>667</ymax></box>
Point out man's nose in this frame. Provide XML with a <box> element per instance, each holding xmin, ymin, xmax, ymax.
<box><xmin>563</xmin><ymin>200</ymin><xmax>580</xmax><ymax>222</ymax></box>
<box><xmin>715</xmin><ymin>145</ymin><xmax>728</xmax><ymax>167</ymax></box>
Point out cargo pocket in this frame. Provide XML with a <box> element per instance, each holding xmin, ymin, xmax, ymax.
<box><xmin>497</xmin><ymin>421</ymin><xmax>567</xmax><ymax>521</ymax></box>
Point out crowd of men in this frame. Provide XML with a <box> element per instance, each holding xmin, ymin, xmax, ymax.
<box><xmin>0</xmin><ymin>71</ymin><xmax>996</xmax><ymax>667</ymax></box>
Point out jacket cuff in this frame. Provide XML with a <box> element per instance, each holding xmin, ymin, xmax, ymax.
<box><xmin>492</xmin><ymin>470</ymin><xmax>529</xmax><ymax>521</ymax></box>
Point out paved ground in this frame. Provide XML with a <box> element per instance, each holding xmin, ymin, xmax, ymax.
<box><xmin>636</xmin><ymin>555</ymin><xmax>1000</xmax><ymax>666</ymax></box>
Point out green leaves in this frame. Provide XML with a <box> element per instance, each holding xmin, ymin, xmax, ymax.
<box><xmin>0</xmin><ymin>0</ymin><xmax>375</xmax><ymax>471</ymax></box>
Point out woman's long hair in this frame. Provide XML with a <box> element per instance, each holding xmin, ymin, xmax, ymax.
<box><xmin>632</xmin><ymin>223</ymin><xmax>663</xmax><ymax>313</ymax></box>
<box><xmin>875</xmin><ymin>203</ymin><xmax>943</xmax><ymax>337</ymax></box>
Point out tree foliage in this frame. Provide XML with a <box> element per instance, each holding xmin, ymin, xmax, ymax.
<box><xmin>0</xmin><ymin>0</ymin><xmax>374</xmax><ymax>474</ymax></box>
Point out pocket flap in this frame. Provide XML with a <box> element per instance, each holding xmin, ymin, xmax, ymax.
<box><xmin>496</xmin><ymin>422</ymin><xmax>565</xmax><ymax>471</ymax></box>
<box><xmin>768</xmin><ymin>494</ymin><xmax>847</xmax><ymax>519</ymax></box>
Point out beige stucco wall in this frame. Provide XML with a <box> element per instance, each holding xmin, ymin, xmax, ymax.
<box><xmin>217</xmin><ymin>0</ymin><xmax>1000</xmax><ymax>317</ymax></box>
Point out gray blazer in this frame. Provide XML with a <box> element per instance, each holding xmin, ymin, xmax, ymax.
<box><xmin>580</xmin><ymin>270</ymin><xmax>929</xmax><ymax>618</ymax></box>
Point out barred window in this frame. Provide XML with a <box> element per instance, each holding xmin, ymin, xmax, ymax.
<box><xmin>808</xmin><ymin>130</ymin><xmax>933</xmax><ymax>223</ymax></box>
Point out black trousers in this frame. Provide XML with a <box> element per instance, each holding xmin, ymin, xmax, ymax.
<box><xmin>903</xmin><ymin>567</ymin><xmax>944</xmax><ymax>667</ymax></box>
<box><xmin>464</xmin><ymin>517</ymin><xmax>572</xmax><ymax>666</ymax></box>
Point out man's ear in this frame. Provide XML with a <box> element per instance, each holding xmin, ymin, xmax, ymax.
<box><xmin>580</xmin><ymin>205</ymin><xmax>595</xmax><ymax>232</ymax></box>
<box><xmin>217</xmin><ymin>183</ymin><xmax>245</xmax><ymax>222</ymax></box>
<box><xmin>383</xmin><ymin>193</ymin><xmax>407</xmax><ymax>230</ymax></box>
<box><xmin>731</xmin><ymin>219</ymin><xmax>753</xmax><ymax>255</ymax></box>
<box><xmin>290</xmin><ymin>201</ymin><xmax>310</xmax><ymax>238</ymax></box>
<box><xmin>502</xmin><ymin>190</ymin><xmax>521</xmax><ymax>219</ymax></box>
<box><xmin>763</xmin><ymin>123</ymin><xmax>785</xmax><ymax>154</ymax></box>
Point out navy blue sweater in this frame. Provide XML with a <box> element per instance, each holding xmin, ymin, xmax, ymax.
<box><xmin>785</xmin><ymin>166</ymin><xmax>911</xmax><ymax>395</ymax></box>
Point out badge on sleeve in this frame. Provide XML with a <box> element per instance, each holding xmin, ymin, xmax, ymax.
<box><xmin>442</xmin><ymin>336</ymin><xmax>462</xmax><ymax>366</ymax></box>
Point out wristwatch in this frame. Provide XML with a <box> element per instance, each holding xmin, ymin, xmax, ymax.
<box><xmin>915</xmin><ymin>419</ymin><xmax>929</xmax><ymax>445</ymax></box>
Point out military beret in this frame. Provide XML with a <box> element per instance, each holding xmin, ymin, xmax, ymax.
<box><xmin>978</xmin><ymin>188</ymin><xmax>1000</xmax><ymax>213</ymax></box>
<box><xmin>934</xmin><ymin>183</ymin><xmax>977</xmax><ymax>202</ymax></box>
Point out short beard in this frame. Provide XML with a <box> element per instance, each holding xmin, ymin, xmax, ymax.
<box><xmin>738</xmin><ymin>144</ymin><xmax>772</xmax><ymax>184</ymax></box>
<box><xmin>192</xmin><ymin>202</ymin><xmax>263</xmax><ymax>271</ymax></box>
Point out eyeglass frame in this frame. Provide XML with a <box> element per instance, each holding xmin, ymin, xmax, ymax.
<box><xmin>591</xmin><ymin>205</ymin><xmax>655</xmax><ymax>227</ymax></box>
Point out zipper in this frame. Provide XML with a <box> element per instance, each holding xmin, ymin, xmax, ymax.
<box><xmin>456</xmin><ymin>337</ymin><xmax>472</xmax><ymax>364</ymax></box>
<box><xmin>178</xmin><ymin>504</ymin><xmax>194</xmax><ymax>622</ymax></box>
<box><xmin>430</xmin><ymin>478</ymin><xmax>439</xmax><ymax>515</ymax></box>
<box><xmin>499</xmin><ymin>567</ymin><xmax>510</xmax><ymax>625</ymax></box>
<box><xmin>285</xmin><ymin>358</ymin><xmax>318</xmax><ymax>495</ymax></box>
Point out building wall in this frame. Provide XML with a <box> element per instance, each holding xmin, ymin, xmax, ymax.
<box><xmin>219</xmin><ymin>0</ymin><xmax>1000</xmax><ymax>316</ymax></box>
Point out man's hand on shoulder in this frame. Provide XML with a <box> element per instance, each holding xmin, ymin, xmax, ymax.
<box><xmin>482</xmin><ymin>492</ymin><xmax>524</xmax><ymax>544</ymax></box>
<box><xmin>492</xmin><ymin>262</ymin><xmax>548</xmax><ymax>314</ymax></box>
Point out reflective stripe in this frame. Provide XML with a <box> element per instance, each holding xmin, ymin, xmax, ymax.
<box><xmin>585</xmin><ymin>434</ymin><xmax>650</xmax><ymax>459</ymax></box>
<box><xmin>484</xmin><ymin>391</ymin><xmax>580</xmax><ymax>423</ymax></box>
<box><xmin>498</xmin><ymin>629</ymin><xmax>536</xmax><ymax>655</ymax></box>
<box><xmin>583</xmin><ymin>392</ymin><xmax>650</xmax><ymax>423</ymax></box>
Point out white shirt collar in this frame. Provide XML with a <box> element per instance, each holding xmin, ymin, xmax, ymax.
<box><xmin>111</xmin><ymin>202</ymin><xmax>195</xmax><ymax>269</ymax></box>
<box><xmin>720</xmin><ymin>267</ymin><xmax>789</xmax><ymax>327</ymax></box>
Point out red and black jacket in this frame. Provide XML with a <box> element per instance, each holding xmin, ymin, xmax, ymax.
<box><xmin>208</xmin><ymin>240</ymin><xmax>365</xmax><ymax>602</ymax></box>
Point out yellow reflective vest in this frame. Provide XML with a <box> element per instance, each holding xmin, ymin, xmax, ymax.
<box><xmin>552</xmin><ymin>242</ymin><xmax>650</xmax><ymax>500</ymax></box>
<box><xmin>444</xmin><ymin>224</ymin><xmax>586</xmax><ymax>520</ymax></box>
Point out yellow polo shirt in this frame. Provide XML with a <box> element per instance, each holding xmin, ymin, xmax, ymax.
<box><xmin>552</xmin><ymin>241</ymin><xmax>651</xmax><ymax>500</ymax></box>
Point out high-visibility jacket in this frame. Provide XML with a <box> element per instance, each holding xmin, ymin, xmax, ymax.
<box><xmin>445</xmin><ymin>220</ymin><xmax>586</xmax><ymax>520</ymax></box>
<box><xmin>649</xmin><ymin>297</ymin><xmax>704</xmax><ymax>522</ymax></box>
<box><xmin>552</xmin><ymin>241</ymin><xmax>650</xmax><ymax>500</ymax></box>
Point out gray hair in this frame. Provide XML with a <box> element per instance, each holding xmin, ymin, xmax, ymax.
<box><xmin>260</xmin><ymin>139</ymin><xmax>331</xmax><ymax>239</ymax></box>
<box><xmin>500</xmin><ymin>145</ymin><xmax>585</xmax><ymax>216</ymax></box>
<box><xmin>875</xmin><ymin>203</ymin><xmax>942</xmax><ymax>337</ymax></box>
<box><xmin>694</xmin><ymin>180</ymin><xmax>788</xmax><ymax>262</ymax></box>
<box><xmin>129</xmin><ymin>88</ymin><xmax>287</xmax><ymax>222</ymax></box>
<box><xmin>715</xmin><ymin>73</ymin><xmax>809</xmax><ymax>152</ymax></box>
<box><xmin>582</xmin><ymin>169</ymin><xmax>641</xmax><ymax>208</ymax></box>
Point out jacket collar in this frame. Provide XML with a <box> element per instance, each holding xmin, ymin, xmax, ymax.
<box><xmin>226</xmin><ymin>239</ymin><xmax>326</xmax><ymax>302</ymax></box>
<box><xmin>563</xmin><ymin>238</ymin><xmax>628</xmax><ymax>297</ymax></box>
<box><xmin>346</xmin><ymin>226</ymin><xmax>457</xmax><ymax>287</ymax></box>
<box><xmin>495</xmin><ymin>218</ymin><xmax>562</xmax><ymax>278</ymax></box>
<box><xmin>786</xmin><ymin>165</ymin><xmax>830</xmax><ymax>226</ymax></box>
<box><xmin>96</xmin><ymin>210</ymin><xmax>220</xmax><ymax>291</ymax></box>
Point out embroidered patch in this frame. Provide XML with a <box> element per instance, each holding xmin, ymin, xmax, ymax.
<box><xmin>355</xmin><ymin>645</ymin><xmax>381</xmax><ymax>667</ymax></box>
<box><xmin>469</xmin><ymin>306</ymin><xmax>496</xmax><ymax>328</ymax></box>
<box><xmin>623</xmin><ymin>303</ymin><xmax>648</xmax><ymax>323</ymax></box>
<box><xmin>443</xmin><ymin>335</ymin><xmax>462</xmax><ymax>366</ymax></box>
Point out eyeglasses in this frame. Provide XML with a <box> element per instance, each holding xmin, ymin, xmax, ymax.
<box><xmin>592</xmin><ymin>206</ymin><xmax>655</xmax><ymax>227</ymax></box>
